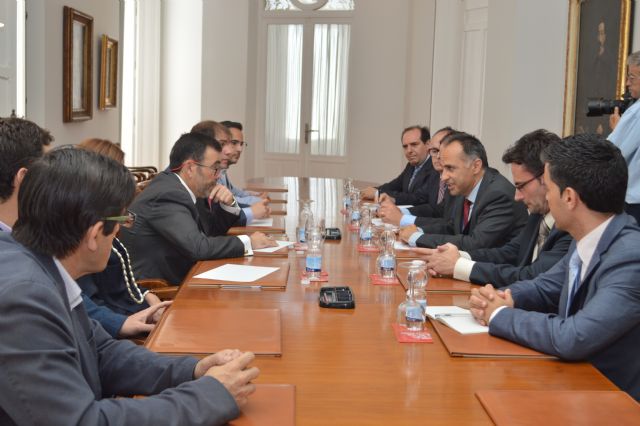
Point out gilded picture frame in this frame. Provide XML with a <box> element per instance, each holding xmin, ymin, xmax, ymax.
<box><xmin>99</xmin><ymin>35</ymin><xmax>118</xmax><ymax>110</ymax></box>
<box><xmin>63</xmin><ymin>6</ymin><xmax>93</xmax><ymax>122</ymax></box>
<box><xmin>562</xmin><ymin>0</ymin><xmax>632</xmax><ymax>136</ymax></box>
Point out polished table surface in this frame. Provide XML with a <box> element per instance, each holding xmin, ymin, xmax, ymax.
<box><xmin>149</xmin><ymin>177</ymin><xmax>617</xmax><ymax>425</ymax></box>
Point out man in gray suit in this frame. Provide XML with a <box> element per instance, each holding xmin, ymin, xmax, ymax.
<box><xmin>0</xmin><ymin>148</ymin><xmax>258</xmax><ymax>424</ymax></box>
<box><xmin>398</xmin><ymin>132</ymin><xmax>528</xmax><ymax>251</ymax></box>
<box><xmin>420</xmin><ymin>129</ymin><xmax>572</xmax><ymax>287</ymax></box>
<box><xmin>120</xmin><ymin>132</ymin><xmax>275</xmax><ymax>285</ymax></box>
<box><xmin>470</xmin><ymin>134</ymin><xmax>640</xmax><ymax>400</ymax></box>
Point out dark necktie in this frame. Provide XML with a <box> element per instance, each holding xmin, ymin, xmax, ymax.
<box><xmin>437</xmin><ymin>179</ymin><xmax>446</xmax><ymax>204</ymax></box>
<box><xmin>565</xmin><ymin>251</ymin><xmax>582</xmax><ymax>317</ymax></box>
<box><xmin>408</xmin><ymin>166</ymin><xmax>420</xmax><ymax>191</ymax></box>
<box><xmin>462</xmin><ymin>199</ymin><xmax>473</xmax><ymax>229</ymax></box>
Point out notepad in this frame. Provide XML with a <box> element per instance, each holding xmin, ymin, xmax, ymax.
<box><xmin>371</xmin><ymin>218</ymin><xmax>384</xmax><ymax>227</ymax></box>
<box><xmin>194</xmin><ymin>264</ymin><xmax>280</xmax><ymax>282</ymax></box>
<box><xmin>394</xmin><ymin>241</ymin><xmax>412</xmax><ymax>251</ymax></box>
<box><xmin>251</xmin><ymin>217</ymin><xmax>274</xmax><ymax>227</ymax></box>
<box><xmin>425</xmin><ymin>306</ymin><xmax>488</xmax><ymax>334</ymax></box>
<box><xmin>253</xmin><ymin>240</ymin><xmax>294</xmax><ymax>253</ymax></box>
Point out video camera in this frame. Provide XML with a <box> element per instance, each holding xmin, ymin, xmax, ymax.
<box><xmin>586</xmin><ymin>90</ymin><xmax>634</xmax><ymax>117</ymax></box>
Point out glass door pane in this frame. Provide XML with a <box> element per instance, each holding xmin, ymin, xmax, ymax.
<box><xmin>265</xmin><ymin>24</ymin><xmax>304</xmax><ymax>154</ymax></box>
<box><xmin>310</xmin><ymin>23</ymin><xmax>350</xmax><ymax>156</ymax></box>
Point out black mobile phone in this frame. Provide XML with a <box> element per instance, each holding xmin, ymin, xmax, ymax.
<box><xmin>319</xmin><ymin>286</ymin><xmax>355</xmax><ymax>309</ymax></box>
<box><xmin>325</xmin><ymin>227</ymin><xmax>342</xmax><ymax>240</ymax></box>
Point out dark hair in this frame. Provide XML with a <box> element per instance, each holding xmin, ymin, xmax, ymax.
<box><xmin>0</xmin><ymin>117</ymin><xmax>53</xmax><ymax>201</ymax></box>
<box><xmin>441</xmin><ymin>131</ymin><xmax>488</xmax><ymax>167</ymax></box>
<box><xmin>12</xmin><ymin>149</ymin><xmax>135</xmax><ymax>258</ymax></box>
<box><xmin>168</xmin><ymin>132</ymin><xmax>221</xmax><ymax>170</ymax></box>
<box><xmin>401</xmin><ymin>125</ymin><xmax>430</xmax><ymax>143</ymax></box>
<box><xmin>542</xmin><ymin>133</ymin><xmax>627</xmax><ymax>214</ymax></box>
<box><xmin>502</xmin><ymin>129</ymin><xmax>561</xmax><ymax>176</ymax></box>
<box><xmin>221</xmin><ymin>121</ymin><xmax>243</xmax><ymax>131</ymax></box>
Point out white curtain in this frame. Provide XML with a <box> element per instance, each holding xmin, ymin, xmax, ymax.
<box><xmin>265</xmin><ymin>24</ymin><xmax>303</xmax><ymax>154</ymax></box>
<box><xmin>310</xmin><ymin>24</ymin><xmax>350</xmax><ymax>157</ymax></box>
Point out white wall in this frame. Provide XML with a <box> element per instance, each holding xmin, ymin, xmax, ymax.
<box><xmin>202</xmin><ymin>0</ymin><xmax>250</xmax><ymax>185</ymax></box>
<box><xmin>26</xmin><ymin>0</ymin><xmax>120</xmax><ymax>146</ymax></box>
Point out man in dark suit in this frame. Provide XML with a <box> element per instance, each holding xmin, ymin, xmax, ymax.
<box><xmin>361</xmin><ymin>125</ymin><xmax>436</xmax><ymax>205</ymax></box>
<box><xmin>398</xmin><ymin>132</ymin><xmax>528</xmax><ymax>251</ymax></box>
<box><xmin>120</xmin><ymin>132</ymin><xmax>275</xmax><ymax>285</ymax></box>
<box><xmin>470</xmin><ymin>134</ymin><xmax>640</xmax><ymax>401</ymax></box>
<box><xmin>0</xmin><ymin>148</ymin><xmax>258</xmax><ymax>424</ymax></box>
<box><xmin>378</xmin><ymin>127</ymin><xmax>454</xmax><ymax>224</ymax></box>
<box><xmin>420</xmin><ymin>129</ymin><xmax>572</xmax><ymax>287</ymax></box>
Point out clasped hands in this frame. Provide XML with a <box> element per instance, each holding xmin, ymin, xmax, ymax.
<box><xmin>469</xmin><ymin>284</ymin><xmax>513</xmax><ymax>326</ymax></box>
<box><xmin>194</xmin><ymin>350</ymin><xmax>260</xmax><ymax>407</ymax></box>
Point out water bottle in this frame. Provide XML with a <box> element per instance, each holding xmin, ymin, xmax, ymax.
<box><xmin>377</xmin><ymin>227</ymin><xmax>396</xmax><ymax>278</ymax></box>
<box><xmin>305</xmin><ymin>229</ymin><xmax>323</xmax><ymax>280</ymax></box>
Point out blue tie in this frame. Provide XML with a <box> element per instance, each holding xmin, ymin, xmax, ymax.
<box><xmin>565</xmin><ymin>251</ymin><xmax>582</xmax><ymax>317</ymax></box>
<box><xmin>408</xmin><ymin>166</ymin><xmax>420</xmax><ymax>190</ymax></box>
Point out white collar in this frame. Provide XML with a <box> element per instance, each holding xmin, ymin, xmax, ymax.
<box><xmin>53</xmin><ymin>258</ymin><xmax>83</xmax><ymax>309</ymax></box>
<box><xmin>575</xmin><ymin>215</ymin><xmax>614</xmax><ymax>278</ymax></box>
<box><xmin>174</xmin><ymin>173</ymin><xmax>197</xmax><ymax>204</ymax></box>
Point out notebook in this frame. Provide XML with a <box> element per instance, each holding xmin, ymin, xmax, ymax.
<box><xmin>425</xmin><ymin>306</ymin><xmax>488</xmax><ymax>334</ymax></box>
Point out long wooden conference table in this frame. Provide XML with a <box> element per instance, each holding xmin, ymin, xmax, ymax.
<box><xmin>146</xmin><ymin>177</ymin><xmax>619</xmax><ymax>425</ymax></box>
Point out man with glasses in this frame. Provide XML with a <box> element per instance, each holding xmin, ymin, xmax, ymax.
<box><xmin>120</xmin><ymin>132</ymin><xmax>276</xmax><ymax>285</ymax></box>
<box><xmin>609</xmin><ymin>50</ymin><xmax>640</xmax><ymax>225</ymax></box>
<box><xmin>192</xmin><ymin>120</ymin><xmax>270</xmax><ymax>225</ymax></box>
<box><xmin>0</xmin><ymin>148</ymin><xmax>258</xmax><ymax>424</ymax></box>
<box><xmin>418</xmin><ymin>129</ymin><xmax>572</xmax><ymax>287</ymax></box>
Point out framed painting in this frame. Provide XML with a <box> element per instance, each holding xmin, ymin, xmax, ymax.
<box><xmin>563</xmin><ymin>0</ymin><xmax>632</xmax><ymax>136</ymax></box>
<box><xmin>99</xmin><ymin>35</ymin><xmax>118</xmax><ymax>110</ymax></box>
<box><xmin>63</xmin><ymin>6</ymin><xmax>93</xmax><ymax>122</ymax></box>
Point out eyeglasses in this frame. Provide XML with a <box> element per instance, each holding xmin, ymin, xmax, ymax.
<box><xmin>192</xmin><ymin>161</ymin><xmax>221</xmax><ymax>174</ymax></box>
<box><xmin>230</xmin><ymin>139</ymin><xmax>248</xmax><ymax>148</ymax></box>
<box><xmin>514</xmin><ymin>173</ymin><xmax>543</xmax><ymax>191</ymax></box>
<box><xmin>103</xmin><ymin>210</ymin><xmax>136</xmax><ymax>228</ymax></box>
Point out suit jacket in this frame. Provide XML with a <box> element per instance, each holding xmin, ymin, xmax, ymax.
<box><xmin>407</xmin><ymin>171</ymin><xmax>444</xmax><ymax>216</ymax></box>
<box><xmin>377</xmin><ymin>157</ymin><xmax>436</xmax><ymax>205</ymax></box>
<box><xmin>490</xmin><ymin>214</ymin><xmax>640</xmax><ymax>400</ymax></box>
<box><xmin>413</xmin><ymin>168</ymin><xmax>528</xmax><ymax>251</ymax></box>
<box><xmin>467</xmin><ymin>213</ymin><xmax>573</xmax><ymax>287</ymax></box>
<box><xmin>120</xmin><ymin>172</ymin><xmax>245</xmax><ymax>285</ymax></box>
<box><xmin>0</xmin><ymin>233</ymin><xmax>239</xmax><ymax>425</ymax></box>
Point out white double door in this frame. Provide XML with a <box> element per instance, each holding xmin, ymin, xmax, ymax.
<box><xmin>255</xmin><ymin>17</ymin><xmax>351</xmax><ymax>178</ymax></box>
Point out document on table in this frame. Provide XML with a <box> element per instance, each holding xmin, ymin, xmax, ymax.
<box><xmin>425</xmin><ymin>306</ymin><xmax>489</xmax><ymax>334</ymax></box>
<box><xmin>194</xmin><ymin>264</ymin><xmax>280</xmax><ymax>282</ymax></box>
<box><xmin>253</xmin><ymin>240</ymin><xmax>294</xmax><ymax>253</ymax></box>
<box><xmin>394</xmin><ymin>241</ymin><xmax>412</xmax><ymax>251</ymax></box>
<box><xmin>372</xmin><ymin>218</ymin><xmax>383</xmax><ymax>227</ymax></box>
<box><xmin>250</xmin><ymin>218</ymin><xmax>274</xmax><ymax>227</ymax></box>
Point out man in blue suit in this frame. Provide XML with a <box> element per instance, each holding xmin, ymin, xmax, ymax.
<box><xmin>470</xmin><ymin>134</ymin><xmax>640</xmax><ymax>400</ymax></box>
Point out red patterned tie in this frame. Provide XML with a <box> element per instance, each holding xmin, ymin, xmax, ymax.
<box><xmin>463</xmin><ymin>199</ymin><xmax>473</xmax><ymax>229</ymax></box>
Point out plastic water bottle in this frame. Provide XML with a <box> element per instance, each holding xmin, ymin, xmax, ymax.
<box><xmin>305</xmin><ymin>230</ymin><xmax>323</xmax><ymax>280</ymax></box>
<box><xmin>377</xmin><ymin>226</ymin><xmax>396</xmax><ymax>278</ymax></box>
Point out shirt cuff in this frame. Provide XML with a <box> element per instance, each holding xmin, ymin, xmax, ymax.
<box><xmin>489</xmin><ymin>306</ymin><xmax>508</xmax><ymax>324</ymax></box>
<box><xmin>237</xmin><ymin>234</ymin><xmax>253</xmax><ymax>256</ymax></box>
<box><xmin>400</xmin><ymin>214</ymin><xmax>417</xmax><ymax>227</ymax></box>
<box><xmin>219</xmin><ymin>199</ymin><xmax>241</xmax><ymax>215</ymax></box>
<box><xmin>453</xmin><ymin>257</ymin><xmax>475</xmax><ymax>281</ymax></box>
<box><xmin>242</xmin><ymin>207</ymin><xmax>254</xmax><ymax>224</ymax></box>
<box><xmin>408</xmin><ymin>231</ymin><xmax>423</xmax><ymax>247</ymax></box>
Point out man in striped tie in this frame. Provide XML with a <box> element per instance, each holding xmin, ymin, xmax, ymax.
<box><xmin>469</xmin><ymin>134</ymin><xmax>640</xmax><ymax>401</ymax></box>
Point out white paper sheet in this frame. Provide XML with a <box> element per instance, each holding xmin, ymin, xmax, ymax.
<box><xmin>425</xmin><ymin>306</ymin><xmax>489</xmax><ymax>334</ymax></box>
<box><xmin>394</xmin><ymin>241</ymin><xmax>412</xmax><ymax>251</ymax></box>
<box><xmin>371</xmin><ymin>218</ymin><xmax>383</xmax><ymax>227</ymax></box>
<box><xmin>253</xmin><ymin>240</ymin><xmax>294</xmax><ymax>253</ymax></box>
<box><xmin>194</xmin><ymin>264</ymin><xmax>280</xmax><ymax>282</ymax></box>
<box><xmin>250</xmin><ymin>218</ymin><xmax>274</xmax><ymax>227</ymax></box>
